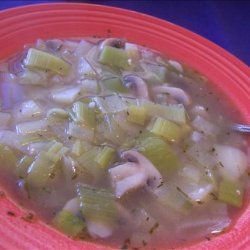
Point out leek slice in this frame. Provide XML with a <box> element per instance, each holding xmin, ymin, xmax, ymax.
<box><xmin>144</xmin><ymin>102</ymin><xmax>187</xmax><ymax>124</ymax></box>
<box><xmin>24</xmin><ymin>48</ymin><xmax>71</xmax><ymax>75</ymax></box>
<box><xmin>52</xmin><ymin>87</ymin><xmax>81</xmax><ymax>105</ymax></box>
<box><xmin>77</xmin><ymin>184</ymin><xmax>117</xmax><ymax>227</ymax></box>
<box><xmin>16</xmin><ymin>120</ymin><xmax>48</xmax><ymax>135</ymax></box>
<box><xmin>218</xmin><ymin>180</ymin><xmax>243</xmax><ymax>208</ymax></box>
<box><xmin>0</xmin><ymin>144</ymin><xmax>17</xmax><ymax>173</ymax></box>
<box><xmin>16</xmin><ymin>155</ymin><xmax>33</xmax><ymax>179</ymax></box>
<box><xmin>136</xmin><ymin>136</ymin><xmax>179</xmax><ymax>175</ymax></box>
<box><xmin>101</xmin><ymin>77</ymin><xmax>128</xmax><ymax>93</ymax></box>
<box><xmin>26</xmin><ymin>141</ymin><xmax>68</xmax><ymax>187</ymax></box>
<box><xmin>47</xmin><ymin>108</ymin><xmax>69</xmax><ymax>119</ymax></box>
<box><xmin>149</xmin><ymin>117</ymin><xmax>182</xmax><ymax>142</ymax></box>
<box><xmin>157</xmin><ymin>187</ymin><xmax>192</xmax><ymax>215</ymax></box>
<box><xmin>94</xmin><ymin>146</ymin><xmax>116</xmax><ymax>169</ymax></box>
<box><xmin>71</xmin><ymin>101</ymin><xmax>96</xmax><ymax>128</ymax></box>
<box><xmin>99</xmin><ymin>46</ymin><xmax>133</xmax><ymax>70</ymax></box>
<box><xmin>127</xmin><ymin>105</ymin><xmax>147</xmax><ymax>125</ymax></box>
<box><xmin>53</xmin><ymin>209</ymin><xmax>86</xmax><ymax>237</ymax></box>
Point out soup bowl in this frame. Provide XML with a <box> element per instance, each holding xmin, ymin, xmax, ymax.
<box><xmin>0</xmin><ymin>3</ymin><xmax>249</xmax><ymax>250</ymax></box>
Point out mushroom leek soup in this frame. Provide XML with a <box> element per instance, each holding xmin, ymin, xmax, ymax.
<box><xmin>0</xmin><ymin>38</ymin><xmax>249</xmax><ymax>249</ymax></box>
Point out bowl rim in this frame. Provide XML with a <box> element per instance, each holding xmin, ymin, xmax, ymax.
<box><xmin>0</xmin><ymin>3</ymin><xmax>249</xmax><ymax>250</ymax></box>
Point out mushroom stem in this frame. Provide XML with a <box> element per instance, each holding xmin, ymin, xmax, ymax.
<box><xmin>152</xmin><ymin>84</ymin><xmax>191</xmax><ymax>106</ymax></box>
<box><xmin>99</xmin><ymin>38</ymin><xmax>126</xmax><ymax>50</ymax></box>
<box><xmin>122</xmin><ymin>74</ymin><xmax>149</xmax><ymax>99</ymax></box>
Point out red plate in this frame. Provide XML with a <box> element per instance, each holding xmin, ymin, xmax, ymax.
<box><xmin>0</xmin><ymin>3</ymin><xmax>249</xmax><ymax>250</ymax></box>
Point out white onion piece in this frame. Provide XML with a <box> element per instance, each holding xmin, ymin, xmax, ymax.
<box><xmin>16</xmin><ymin>119</ymin><xmax>48</xmax><ymax>135</ymax></box>
<box><xmin>52</xmin><ymin>86</ymin><xmax>81</xmax><ymax>105</ymax></box>
<box><xmin>192</xmin><ymin>115</ymin><xmax>219</xmax><ymax>136</ymax></box>
<box><xmin>190</xmin><ymin>130</ymin><xmax>204</xmax><ymax>142</ymax></box>
<box><xmin>15</xmin><ymin>100</ymin><xmax>42</xmax><ymax>121</ymax></box>
<box><xmin>28</xmin><ymin>142</ymin><xmax>48</xmax><ymax>155</ymax></box>
<box><xmin>215</xmin><ymin>145</ymin><xmax>248</xmax><ymax>181</ymax></box>
<box><xmin>168</xmin><ymin>60</ymin><xmax>183</xmax><ymax>73</ymax></box>
<box><xmin>0</xmin><ymin>130</ymin><xmax>24</xmax><ymax>152</ymax></box>
<box><xmin>87</xmin><ymin>220</ymin><xmax>113</xmax><ymax>238</ymax></box>
<box><xmin>63</xmin><ymin>197</ymin><xmax>80</xmax><ymax>216</ymax></box>
<box><xmin>75</xmin><ymin>40</ymin><xmax>93</xmax><ymax>56</ymax></box>
<box><xmin>78</xmin><ymin>57</ymin><xmax>96</xmax><ymax>77</ymax></box>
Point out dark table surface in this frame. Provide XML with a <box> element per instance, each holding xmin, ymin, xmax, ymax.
<box><xmin>0</xmin><ymin>0</ymin><xmax>249</xmax><ymax>66</ymax></box>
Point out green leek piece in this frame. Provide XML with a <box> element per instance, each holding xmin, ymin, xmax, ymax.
<box><xmin>47</xmin><ymin>108</ymin><xmax>69</xmax><ymax>119</ymax></box>
<box><xmin>127</xmin><ymin>105</ymin><xmax>147</xmax><ymax>125</ymax></box>
<box><xmin>0</xmin><ymin>144</ymin><xmax>17</xmax><ymax>174</ymax></box>
<box><xmin>24</xmin><ymin>48</ymin><xmax>71</xmax><ymax>75</ymax></box>
<box><xmin>218</xmin><ymin>180</ymin><xmax>243</xmax><ymax>208</ymax></box>
<box><xmin>18</xmin><ymin>134</ymin><xmax>48</xmax><ymax>146</ymax></box>
<box><xmin>26</xmin><ymin>141</ymin><xmax>67</xmax><ymax>187</ymax></box>
<box><xmin>71</xmin><ymin>140</ymin><xmax>91</xmax><ymax>157</ymax></box>
<box><xmin>53</xmin><ymin>209</ymin><xmax>86</xmax><ymax>238</ymax></box>
<box><xmin>149</xmin><ymin>117</ymin><xmax>182</xmax><ymax>142</ymax></box>
<box><xmin>26</xmin><ymin>151</ymin><xmax>57</xmax><ymax>187</ymax></box>
<box><xmin>94</xmin><ymin>146</ymin><xmax>116</xmax><ymax>168</ymax></box>
<box><xmin>16</xmin><ymin>155</ymin><xmax>33</xmax><ymax>179</ymax></box>
<box><xmin>144</xmin><ymin>102</ymin><xmax>186</xmax><ymax>124</ymax></box>
<box><xmin>101</xmin><ymin>77</ymin><xmax>128</xmax><ymax>93</ymax></box>
<box><xmin>136</xmin><ymin>136</ymin><xmax>179</xmax><ymax>175</ymax></box>
<box><xmin>158</xmin><ymin>188</ymin><xmax>192</xmax><ymax>215</ymax></box>
<box><xmin>99</xmin><ymin>46</ymin><xmax>133</xmax><ymax>70</ymax></box>
<box><xmin>71</xmin><ymin>101</ymin><xmax>96</xmax><ymax>128</ymax></box>
<box><xmin>77</xmin><ymin>184</ymin><xmax>117</xmax><ymax>226</ymax></box>
<box><xmin>16</xmin><ymin>120</ymin><xmax>48</xmax><ymax>135</ymax></box>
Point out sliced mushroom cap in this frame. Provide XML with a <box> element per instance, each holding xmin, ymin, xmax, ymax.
<box><xmin>99</xmin><ymin>38</ymin><xmax>126</xmax><ymax>50</ymax></box>
<box><xmin>152</xmin><ymin>84</ymin><xmax>191</xmax><ymax>106</ymax></box>
<box><xmin>109</xmin><ymin>150</ymin><xmax>162</xmax><ymax>198</ymax></box>
<box><xmin>121</xmin><ymin>150</ymin><xmax>162</xmax><ymax>188</ymax></box>
<box><xmin>122</xmin><ymin>74</ymin><xmax>149</xmax><ymax>99</ymax></box>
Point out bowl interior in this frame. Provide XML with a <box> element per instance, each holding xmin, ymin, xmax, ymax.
<box><xmin>0</xmin><ymin>3</ymin><xmax>249</xmax><ymax>250</ymax></box>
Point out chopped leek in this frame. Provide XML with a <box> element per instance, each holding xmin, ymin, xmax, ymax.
<box><xmin>101</xmin><ymin>77</ymin><xmax>128</xmax><ymax>93</ymax></box>
<box><xmin>77</xmin><ymin>184</ymin><xmax>117</xmax><ymax>227</ymax></box>
<box><xmin>16</xmin><ymin>120</ymin><xmax>48</xmax><ymax>135</ymax></box>
<box><xmin>67</xmin><ymin>122</ymin><xmax>94</xmax><ymax>141</ymax></box>
<box><xmin>127</xmin><ymin>105</ymin><xmax>147</xmax><ymax>125</ymax></box>
<box><xmin>47</xmin><ymin>108</ymin><xmax>69</xmax><ymax>119</ymax></box>
<box><xmin>53</xmin><ymin>209</ymin><xmax>86</xmax><ymax>237</ymax></box>
<box><xmin>0</xmin><ymin>144</ymin><xmax>17</xmax><ymax>173</ymax></box>
<box><xmin>52</xmin><ymin>87</ymin><xmax>81</xmax><ymax>105</ymax></box>
<box><xmin>136</xmin><ymin>136</ymin><xmax>179</xmax><ymax>175</ymax></box>
<box><xmin>71</xmin><ymin>101</ymin><xmax>96</xmax><ymax>128</ymax></box>
<box><xmin>218</xmin><ymin>180</ymin><xmax>243</xmax><ymax>208</ymax></box>
<box><xmin>144</xmin><ymin>102</ymin><xmax>187</xmax><ymax>124</ymax></box>
<box><xmin>149</xmin><ymin>117</ymin><xmax>182</xmax><ymax>142</ymax></box>
<box><xmin>94</xmin><ymin>146</ymin><xmax>116</xmax><ymax>168</ymax></box>
<box><xmin>24</xmin><ymin>48</ymin><xmax>71</xmax><ymax>75</ymax></box>
<box><xmin>26</xmin><ymin>141</ymin><xmax>68</xmax><ymax>187</ymax></box>
<box><xmin>71</xmin><ymin>140</ymin><xmax>91</xmax><ymax>157</ymax></box>
<box><xmin>16</xmin><ymin>155</ymin><xmax>33</xmax><ymax>179</ymax></box>
<box><xmin>99</xmin><ymin>46</ymin><xmax>133</xmax><ymax>70</ymax></box>
<box><xmin>157</xmin><ymin>187</ymin><xmax>192</xmax><ymax>215</ymax></box>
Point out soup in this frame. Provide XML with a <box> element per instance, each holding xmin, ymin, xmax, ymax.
<box><xmin>0</xmin><ymin>37</ymin><xmax>249</xmax><ymax>249</ymax></box>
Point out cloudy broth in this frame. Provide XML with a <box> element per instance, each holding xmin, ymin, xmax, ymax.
<box><xmin>0</xmin><ymin>37</ymin><xmax>249</xmax><ymax>249</ymax></box>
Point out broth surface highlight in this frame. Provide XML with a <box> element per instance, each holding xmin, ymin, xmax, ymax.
<box><xmin>0</xmin><ymin>37</ymin><xmax>249</xmax><ymax>249</ymax></box>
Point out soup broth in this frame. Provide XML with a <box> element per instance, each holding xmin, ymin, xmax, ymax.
<box><xmin>0</xmin><ymin>37</ymin><xmax>249</xmax><ymax>249</ymax></box>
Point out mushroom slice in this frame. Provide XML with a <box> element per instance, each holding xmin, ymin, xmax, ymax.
<box><xmin>109</xmin><ymin>150</ymin><xmax>162</xmax><ymax>198</ymax></box>
<box><xmin>99</xmin><ymin>38</ymin><xmax>126</xmax><ymax>50</ymax></box>
<box><xmin>152</xmin><ymin>84</ymin><xmax>191</xmax><ymax>106</ymax></box>
<box><xmin>122</xmin><ymin>74</ymin><xmax>149</xmax><ymax>99</ymax></box>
